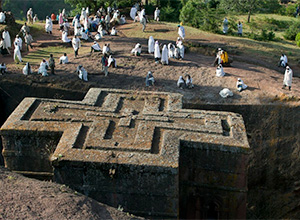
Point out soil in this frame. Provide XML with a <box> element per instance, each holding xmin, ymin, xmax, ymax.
<box><xmin>1</xmin><ymin>21</ymin><xmax>299</xmax><ymax>106</ymax></box>
<box><xmin>0</xmin><ymin>167</ymin><xmax>141</xmax><ymax>220</ymax></box>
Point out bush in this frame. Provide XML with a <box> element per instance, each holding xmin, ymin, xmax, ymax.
<box><xmin>285</xmin><ymin>4</ymin><xmax>297</xmax><ymax>17</ymax></box>
<box><xmin>295</xmin><ymin>32</ymin><xmax>300</xmax><ymax>46</ymax></box>
<box><xmin>180</xmin><ymin>0</ymin><xmax>221</xmax><ymax>33</ymax></box>
<box><xmin>284</xmin><ymin>21</ymin><xmax>300</xmax><ymax>40</ymax></box>
<box><xmin>248</xmin><ymin>29</ymin><xmax>276</xmax><ymax>41</ymax></box>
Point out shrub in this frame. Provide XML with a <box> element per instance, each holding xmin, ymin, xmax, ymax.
<box><xmin>295</xmin><ymin>32</ymin><xmax>300</xmax><ymax>46</ymax></box>
<box><xmin>285</xmin><ymin>4</ymin><xmax>297</xmax><ymax>17</ymax></box>
<box><xmin>284</xmin><ymin>21</ymin><xmax>300</xmax><ymax>40</ymax></box>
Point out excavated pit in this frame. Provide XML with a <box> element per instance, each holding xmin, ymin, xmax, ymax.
<box><xmin>0</xmin><ymin>82</ymin><xmax>299</xmax><ymax>219</ymax></box>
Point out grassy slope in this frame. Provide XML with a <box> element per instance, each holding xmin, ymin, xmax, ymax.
<box><xmin>120</xmin><ymin>14</ymin><xmax>300</xmax><ymax>68</ymax></box>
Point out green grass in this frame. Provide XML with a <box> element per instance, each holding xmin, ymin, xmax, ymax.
<box><xmin>21</xmin><ymin>46</ymin><xmax>74</xmax><ymax>65</ymax></box>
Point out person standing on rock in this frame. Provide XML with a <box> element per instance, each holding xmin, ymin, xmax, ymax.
<box><xmin>178</xmin><ymin>24</ymin><xmax>185</xmax><ymax>40</ymax></box>
<box><xmin>140</xmin><ymin>14</ymin><xmax>147</xmax><ymax>32</ymax></box>
<box><xmin>49</xmin><ymin>54</ymin><xmax>55</xmax><ymax>75</ymax></box>
<box><xmin>24</xmin><ymin>32</ymin><xmax>33</xmax><ymax>51</ymax></box>
<box><xmin>45</xmin><ymin>16</ymin><xmax>53</xmax><ymax>34</ymax></box>
<box><xmin>154</xmin><ymin>7</ymin><xmax>160</xmax><ymax>22</ymax></box>
<box><xmin>2</xmin><ymin>29</ymin><xmax>11</xmax><ymax>51</ymax></box>
<box><xmin>13</xmin><ymin>41</ymin><xmax>23</xmax><ymax>63</ymax></box>
<box><xmin>72</xmin><ymin>35</ymin><xmax>81</xmax><ymax>58</ymax></box>
<box><xmin>282</xmin><ymin>66</ymin><xmax>293</xmax><ymax>91</ymax></box>
<box><xmin>101</xmin><ymin>54</ymin><xmax>109</xmax><ymax>76</ymax></box>
<box><xmin>27</xmin><ymin>8</ymin><xmax>33</xmax><ymax>24</ymax></box>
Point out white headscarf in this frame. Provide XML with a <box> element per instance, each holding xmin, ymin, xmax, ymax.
<box><xmin>283</xmin><ymin>66</ymin><xmax>293</xmax><ymax>87</ymax></box>
<box><xmin>177</xmin><ymin>76</ymin><xmax>184</xmax><ymax>87</ymax></box>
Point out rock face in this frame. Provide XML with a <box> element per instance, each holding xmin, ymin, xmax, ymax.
<box><xmin>0</xmin><ymin>88</ymin><xmax>250</xmax><ymax>218</ymax></box>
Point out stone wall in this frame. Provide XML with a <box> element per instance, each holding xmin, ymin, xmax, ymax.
<box><xmin>1</xmin><ymin>88</ymin><xmax>250</xmax><ymax>218</ymax></box>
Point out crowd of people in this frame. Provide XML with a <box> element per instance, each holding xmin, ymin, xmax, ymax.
<box><xmin>0</xmin><ymin>5</ymin><xmax>295</xmax><ymax>94</ymax></box>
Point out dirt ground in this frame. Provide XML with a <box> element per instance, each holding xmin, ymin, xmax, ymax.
<box><xmin>0</xmin><ymin>167</ymin><xmax>141</xmax><ymax>220</ymax></box>
<box><xmin>1</xmin><ymin>21</ymin><xmax>299</xmax><ymax>106</ymax></box>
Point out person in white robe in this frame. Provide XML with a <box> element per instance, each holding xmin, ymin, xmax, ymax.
<box><xmin>145</xmin><ymin>71</ymin><xmax>155</xmax><ymax>86</ymax></box>
<box><xmin>98</xmin><ymin>25</ymin><xmax>106</xmax><ymax>37</ymax></box>
<box><xmin>223</xmin><ymin>17</ymin><xmax>228</xmax><ymax>34</ymax></box>
<box><xmin>33</xmin><ymin>14</ymin><xmax>38</xmax><ymax>23</ymax></box>
<box><xmin>2</xmin><ymin>29</ymin><xmax>11</xmax><ymax>49</ymax></box>
<box><xmin>27</xmin><ymin>8</ymin><xmax>33</xmax><ymax>24</ymax></box>
<box><xmin>0</xmin><ymin>63</ymin><xmax>7</xmax><ymax>74</ymax></box>
<box><xmin>130</xmin><ymin>6</ymin><xmax>137</xmax><ymax>20</ymax></box>
<box><xmin>177</xmin><ymin>76</ymin><xmax>185</xmax><ymax>89</ymax></box>
<box><xmin>216</xmin><ymin>64</ymin><xmax>225</xmax><ymax>77</ymax></box>
<box><xmin>161</xmin><ymin>45</ymin><xmax>169</xmax><ymax>65</ymax></box>
<box><xmin>185</xmin><ymin>74</ymin><xmax>194</xmax><ymax>88</ymax></box>
<box><xmin>177</xmin><ymin>41</ymin><xmax>184</xmax><ymax>59</ymax></box>
<box><xmin>86</xmin><ymin>7</ymin><xmax>89</xmax><ymax>17</ymax></box>
<box><xmin>13</xmin><ymin>42</ymin><xmax>22</xmax><ymax>63</ymax></box>
<box><xmin>80</xmin><ymin>28</ymin><xmax>89</xmax><ymax>41</ymax></box>
<box><xmin>95</xmin><ymin>32</ymin><xmax>101</xmax><ymax>40</ymax></box>
<box><xmin>219</xmin><ymin>88</ymin><xmax>233</xmax><ymax>98</ymax></box>
<box><xmin>91</xmin><ymin>41</ymin><xmax>101</xmax><ymax>53</ymax></box>
<box><xmin>62</xmin><ymin>9</ymin><xmax>66</xmax><ymax>18</ymax></box>
<box><xmin>80</xmin><ymin>8</ymin><xmax>86</xmax><ymax>22</ymax></box>
<box><xmin>236</xmin><ymin>78</ymin><xmax>248</xmax><ymax>92</ymax></box>
<box><xmin>168</xmin><ymin>43</ymin><xmax>175</xmax><ymax>58</ymax></box>
<box><xmin>108</xmin><ymin>55</ymin><xmax>117</xmax><ymax>68</ymax></box>
<box><xmin>174</xmin><ymin>47</ymin><xmax>180</xmax><ymax>59</ymax></box>
<box><xmin>279</xmin><ymin>54</ymin><xmax>288</xmax><ymax>67</ymax></box>
<box><xmin>102</xmin><ymin>43</ymin><xmax>111</xmax><ymax>55</ymax></box>
<box><xmin>237</xmin><ymin>21</ymin><xmax>242</xmax><ymax>36</ymax></box>
<box><xmin>14</xmin><ymin>35</ymin><xmax>22</xmax><ymax>50</ymax></box>
<box><xmin>77</xmin><ymin>65</ymin><xmax>88</xmax><ymax>81</ymax></box>
<box><xmin>148</xmin><ymin>36</ymin><xmax>154</xmax><ymax>53</ymax></box>
<box><xmin>282</xmin><ymin>66</ymin><xmax>293</xmax><ymax>91</ymax></box>
<box><xmin>74</xmin><ymin>18</ymin><xmax>81</xmax><ymax>36</ymax></box>
<box><xmin>154</xmin><ymin>41</ymin><xmax>161</xmax><ymax>63</ymax></box>
<box><xmin>111</xmin><ymin>27</ymin><xmax>117</xmax><ymax>36</ymax></box>
<box><xmin>72</xmin><ymin>36</ymin><xmax>81</xmax><ymax>57</ymax></box>
<box><xmin>120</xmin><ymin>15</ymin><xmax>126</xmax><ymax>24</ymax></box>
<box><xmin>84</xmin><ymin>18</ymin><xmax>89</xmax><ymax>31</ymax></box>
<box><xmin>45</xmin><ymin>16</ymin><xmax>53</xmax><ymax>34</ymax></box>
<box><xmin>140</xmin><ymin>15</ymin><xmax>147</xmax><ymax>32</ymax></box>
<box><xmin>62</xmin><ymin>31</ymin><xmax>71</xmax><ymax>43</ymax></box>
<box><xmin>59</xmin><ymin>53</ymin><xmax>69</xmax><ymax>64</ymax></box>
<box><xmin>140</xmin><ymin>9</ymin><xmax>145</xmax><ymax>21</ymax></box>
<box><xmin>23</xmin><ymin>62</ymin><xmax>32</xmax><ymax>75</ymax></box>
<box><xmin>154</xmin><ymin>7</ymin><xmax>160</xmax><ymax>21</ymax></box>
<box><xmin>131</xmin><ymin>43</ymin><xmax>142</xmax><ymax>56</ymax></box>
<box><xmin>38</xmin><ymin>59</ymin><xmax>49</xmax><ymax>76</ymax></box>
<box><xmin>178</xmin><ymin>25</ymin><xmax>185</xmax><ymax>40</ymax></box>
<box><xmin>0</xmin><ymin>12</ymin><xmax>6</xmax><ymax>23</ymax></box>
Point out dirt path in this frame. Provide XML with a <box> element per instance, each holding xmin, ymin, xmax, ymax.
<box><xmin>2</xmin><ymin>22</ymin><xmax>299</xmax><ymax>106</ymax></box>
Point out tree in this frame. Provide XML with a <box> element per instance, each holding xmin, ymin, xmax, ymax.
<box><xmin>219</xmin><ymin>0</ymin><xmax>258</xmax><ymax>23</ymax></box>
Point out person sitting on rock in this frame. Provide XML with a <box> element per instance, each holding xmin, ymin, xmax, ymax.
<box><xmin>108</xmin><ymin>55</ymin><xmax>117</xmax><ymax>68</ymax></box>
<box><xmin>111</xmin><ymin>26</ymin><xmax>117</xmax><ymax>36</ymax></box>
<box><xmin>91</xmin><ymin>41</ymin><xmax>101</xmax><ymax>53</ymax></box>
<box><xmin>131</xmin><ymin>43</ymin><xmax>141</xmax><ymax>56</ymax></box>
<box><xmin>38</xmin><ymin>59</ymin><xmax>49</xmax><ymax>76</ymax></box>
<box><xmin>0</xmin><ymin>63</ymin><xmax>7</xmax><ymax>75</ymax></box>
<box><xmin>216</xmin><ymin>64</ymin><xmax>225</xmax><ymax>77</ymax></box>
<box><xmin>76</xmin><ymin>65</ymin><xmax>88</xmax><ymax>81</ymax></box>
<box><xmin>177</xmin><ymin>76</ymin><xmax>185</xmax><ymax>89</ymax></box>
<box><xmin>185</xmin><ymin>74</ymin><xmax>194</xmax><ymax>89</ymax></box>
<box><xmin>146</xmin><ymin>71</ymin><xmax>155</xmax><ymax>86</ymax></box>
<box><xmin>236</xmin><ymin>78</ymin><xmax>248</xmax><ymax>92</ymax></box>
<box><xmin>59</xmin><ymin>53</ymin><xmax>69</xmax><ymax>64</ymax></box>
<box><xmin>23</xmin><ymin>62</ymin><xmax>32</xmax><ymax>75</ymax></box>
